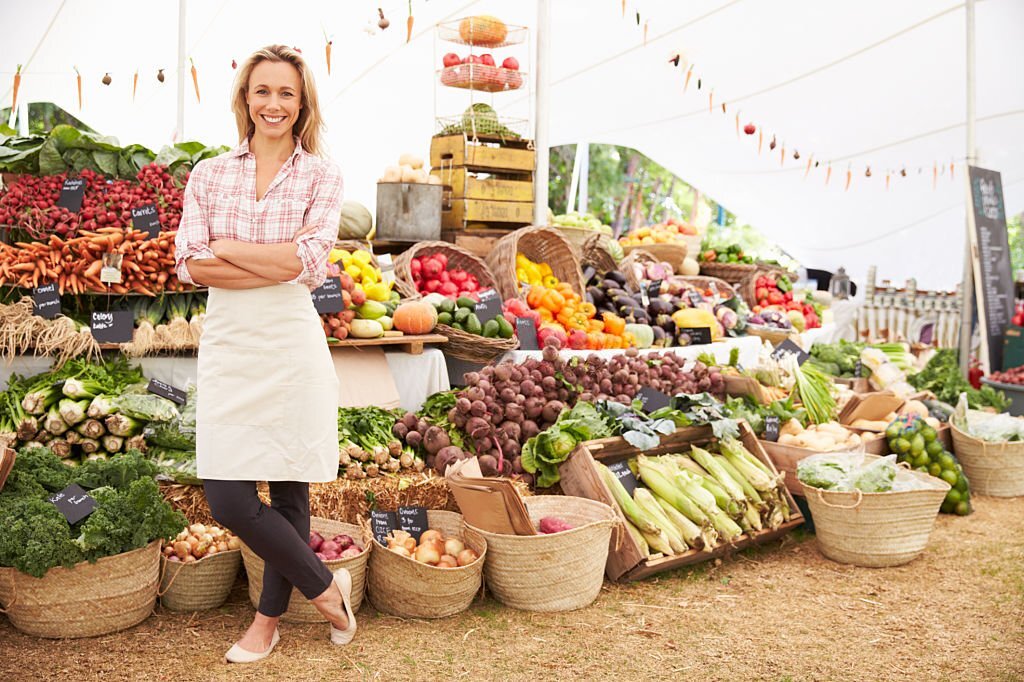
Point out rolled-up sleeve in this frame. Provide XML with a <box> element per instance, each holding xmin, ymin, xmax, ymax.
<box><xmin>174</xmin><ymin>162</ymin><xmax>216</xmax><ymax>285</ymax></box>
<box><xmin>288</xmin><ymin>162</ymin><xmax>344</xmax><ymax>290</ymax></box>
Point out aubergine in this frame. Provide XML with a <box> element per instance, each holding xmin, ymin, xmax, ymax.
<box><xmin>655</xmin><ymin>314</ymin><xmax>676</xmax><ymax>336</ymax></box>
<box><xmin>632</xmin><ymin>309</ymin><xmax>651</xmax><ymax>324</ymax></box>
<box><xmin>648</xmin><ymin>298</ymin><xmax>674</xmax><ymax>317</ymax></box>
<box><xmin>587</xmin><ymin>286</ymin><xmax>606</xmax><ymax>306</ymax></box>
<box><xmin>604</xmin><ymin>271</ymin><xmax>627</xmax><ymax>286</ymax></box>
<box><xmin>602</xmin><ymin>279</ymin><xmax>624</xmax><ymax>292</ymax></box>
<box><xmin>614</xmin><ymin>295</ymin><xmax>643</xmax><ymax>310</ymax></box>
<box><xmin>605</xmin><ymin>287</ymin><xmax>629</xmax><ymax>301</ymax></box>
<box><xmin>651</xmin><ymin>326</ymin><xmax>667</xmax><ymax>342</ymax></box>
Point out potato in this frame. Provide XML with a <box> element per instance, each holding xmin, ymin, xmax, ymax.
<box><xmin>398</xmin><ymin>153</ymin><xmax>424</xmax><ymax>170</ymax></box>
<box><xmin>780</xmin><ymin>419</ymin><xmax>803</xmax><ymax>437</ymax></box>
<box><xmin>400</xmin><ymin>165</ymin><xmax>418</xmax><ymax>183</ymax></box>
<box><xmin>381</xmin><ymin>165</ymin><xmax>402</xmax><ymax>182</ymax></box>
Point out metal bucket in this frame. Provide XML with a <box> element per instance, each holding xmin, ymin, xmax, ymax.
<box><xmin>375</xmin><ymin>182</ymin><xmax>442</xmax><ymax>242</ymax></box>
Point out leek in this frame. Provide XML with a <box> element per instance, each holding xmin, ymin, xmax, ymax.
<box><xmin>102</xmin><ymin>435</ymin><xmax>124</xmax><ymax>453</ymax></box>
<box><xmin>58</xmin><ymin>398</ymin><xmax>90</xmax><ymax>426</ymax></box>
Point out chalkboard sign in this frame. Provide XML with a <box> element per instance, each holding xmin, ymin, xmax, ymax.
<box><xmin>688</xmin><ymin>291</ymin><xmax>703</xmax><ymax>307</ymax></box>
<box><xmin>312</xmin><ymin>277</ymin><xmax>345</xmax><ymax>314</ymax></box>
<box><xmin>147</xmin><ymin>378</ymin><xmax>187</xmax><ymax>405</ymax></box>
<box><xmin>647</xmin><ymin>280</ymin><xmax>663</xmax><ymax>300</ymax></box>
<box><xmin>854</xmin><ymin>359</ymin><xmax>863</xmax><ymax>378</ymax></box>
<box><xmin>607</xmin><ymin>460</ymin><xmax>638</xmax><ymax>496</ymax></box>
<box><xmin>48</xmin><ymin>483</ymin><xmax>96</xmax><ymax>524</ymax></box>
<box><xmin>397</xmin><ymin>506</ymin><xmax>428</xmax><ymax>541</ymax></box>
<box><xmin>130</xmin><ymin>202</ymin><xmax>161</xmax><ymax>238</ymax></box>
<box><xmin>446</xmin><ymin>356</ymin><xmax>485</xmax><ymax>387</ymax></box>
<box><xmin>475</xmin><ymin>289</ymin><xmax>502</xmax><ymax>324</ymax></box>
<box><xmin>516</xmin><ymin>317</ymin><xmax>539</xmax><ymax>350</ymax></box>
<box><xmin>370</xmin><ymin>510</ymin><xmax>398</xmax><ymax>546</ymax></box>
<box><xmin>678</xmin><ymin>327</ymin><xmax>712</xmax><ymax>345</ymax></box>
<box><xmin>771</xmin><ymin>338</ymin><xmax>809</xmax><ymax>365</ymax></box>
<box><xmin>90</xmin><ymin>310</ymin><xmax>133</xmax><ymax>343</ymax></box>
<box><xmin>764</xmin><ymin>416</ymin><xmax>781</xmax><ymax>442</ymax></box>
<box><xmin>967</xmin><ymin>166</ymin><xmax>1013</xmax><ymax>372</ymax></box>
<box><xmin>56</xmin><ymin>178</ymin><xmax>86</xmax><ymax>212</ymax></box>
<box><xmin>32</xmin><ymin>283</ymin><xmax>61</xmax><ymax>319</ymax></box>
<box><xmin>636</xmin><ymin>386</ymin><xmax>671</xmax><ymax>413</ymax></box>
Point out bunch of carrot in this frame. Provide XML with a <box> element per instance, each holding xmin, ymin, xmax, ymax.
<box><xmin>0</xmin><ymin>228</ymin><xmax>189</xmax><ymax>295</ymax></box>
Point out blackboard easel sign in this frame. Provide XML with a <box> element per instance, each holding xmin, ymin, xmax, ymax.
<box><xmin>967</xmin><ymin>166</ymin><xmax>1013</xmax><ymax>373</ymax></box>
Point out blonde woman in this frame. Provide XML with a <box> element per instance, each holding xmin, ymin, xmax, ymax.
<box><xmin>175</xmin><ymin>45</ymin><xmax>354</xmax><ymax>663</ymax></box>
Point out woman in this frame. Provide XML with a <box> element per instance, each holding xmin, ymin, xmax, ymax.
<box><xmin>175</xmin><ymin>45</ymin><xmax>354</xmax><ymax>663</ymax></box>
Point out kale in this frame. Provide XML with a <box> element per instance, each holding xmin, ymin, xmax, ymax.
<box><xmin>70</xmin><ymin>449</ymin><xmax>157</xmax><ymax>490</ymax></box>
<box><xmin>0</xmin><ymin>495</ymin><xmax>84</xmax><ymax>577</ymax></box>
<box><xmin>909</xmin><ymin>349</ymin><xmax>1009</xmax><ymax>411</ymax></box>
<box><xmin>74</xmin><ymin>478</ymin><xmax>186</xmax><ymax>562</ymax></box>
<box><xmin>10</xmin><ymin>446</ymin><xmax>71</xmax><ymax>492</ymax></box>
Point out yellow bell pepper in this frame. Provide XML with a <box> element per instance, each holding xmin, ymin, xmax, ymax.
<box><xmin>364</xmin><ymin>282</ymin><xmax>391</xmax><ymax>302</ymax></box>
<box><xmin>345</xmin><ymin>264</ymin><xmax>362</xmax><ymax>280</ymax></box>
<box><xmin>360</xmin><ymin>265</ymin><xmax>379</xmax><ymax>284</ymax></box>
<box><xmin>328</xmin><ymin>248</ymin><xmax>349</xmax><ymax>265</ymax></box>
<box><xmin>352</xmin><ymin>250</ymin><xmax>373</xmax><ymax>266</ymax></box>
<box><xmin>538</xmin><ymin>262</ymin><xmax>553</xmax><ymax>278</ymax></box>
<box><xmin>541</xmin><ymin>274</ymin><xmax>560</xmax><ymax>288</ymax></box>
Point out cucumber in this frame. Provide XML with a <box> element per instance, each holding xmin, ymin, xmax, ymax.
<box><xmin>482</xmin><ymin>319</ymin><xmax>500</xmax><ymax>338</ymax></box>
<box><xmin>436</xmin><ymin>312</ymin><xmax>453</xmax><ymax>326</ymax></box>
<box><xmin>465</xmin><ymin>313</ymin><xmax>483</xmax><ymax>335</ymax></box>
<box><xmin>495</xmin><ymin>316</ymin><xmax>514</xmax><ymax>339</ymax></box>
<box><xmin>456</xmin><ymin>296</ymin><xmax>477</xmax><ymax>311</ymax></box>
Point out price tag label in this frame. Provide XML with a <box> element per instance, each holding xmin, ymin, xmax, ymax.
<box><xmin>48</xmin><ymin>483</ymin><xmax>96</xmax><ymax>524</ymax></box>
<box><xmin>640</xmin><ymin>281</ymin><xmax>650</xmax><ymax>307</ymax></box>
<box><xmin>90</xmin><ymin>310</ymin><xmax>133</xmax><ymax>343</ymax></box>
<box><xmin>475</xmin><ymin>289</ymin><xmax>502</xmax><ymax>324</ymax></box>
<box><xmin>397</xmin><ymin>506</ymin><xmax>429</xmax><ymax>542</ymax></box>
<box><xmin>636</xmin><ymin>386</ymin><xmax>672</xmax><ymax>413</ymax></box>
<box><xmin>678</xmin><ymin>327</ymin><xmax>712</xmax><ymax>345</ymax></box>
<box><xmin>100</xmin><ymin>252</ymin><xmax>123</xmax><ymax>284</ymax></box>
<box><xmin>607</xmin><ymin>460</ymin><xmax>639</xmax><ymax>496</ymax></box>
<box><xmin>854</xmin><ymin>359</ymin><xmax>863</xmax><ymax>378</ymax></box>
<box><xmin>688</xmin><ymin>291</ymin><xmax>703</xmax><ymax>307</ymax></box>
<box><xmin>370</xmin><ymin>510</ymin><xmax>398</xmax><ymax>546</ymax></box>
<box><xmin>312</xmin><ymin>277</ymin><xmax>345</xmax><ymax>314</ymax></box>
<box><xmin>56</xmin><ymin>178</ymin><xmax>86</xmax><ymax>213</ymax></box>
<box><xmin>147</xmin><ymin>378</ymin><xmax>187</xmax><ymax>405</ymax></box>
<box><xmin>647</xmin><ymin>279</ymin><xmax>663</xmax><ymax>300</ymax></box>
<box><xmin>582</xmin><ymin>266</ymin><xmax>597</xmax><ymax>284</ymax></box>
<box><xmin>516</xmin><ymin>317</ymin><xmax>539</xmax><ymax>351</ymax></box>
<box><xmin>764</xmin><ymin>416</ymin><xmax>781</xmax><ymax>442</ymax></box>
<box><xmin>771</xmin><ymin>338</ymin><xmax>810</xmax><ymax>365</ymax></box>
<box><xmin>130</xmin><ymin>202</ymin><xmax>161</xmax><ymax>238</ymax></box>
<box><xmin>32</xmin><ymin>283</ymin><xmax>61</xmax><ymax>319</ymax></box>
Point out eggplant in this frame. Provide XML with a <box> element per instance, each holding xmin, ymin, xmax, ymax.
<box><xmin>651</xmin><ymin>326</ymin><xmax>667</xmax><ymax>343</ymax></box>
<box><xmin>606</xmin><ymin>287</ymin><xmax>629</xmax><ymax>301</ymax></box>
<box><xmin>655</xmin><ymin>314</ymin><xmax>676</xmax><ymax>336</ymax></box>
<box><xmin>614</xmin><ymin>295</ymin><xmax>643</xmax><ymax>310</ymax></box>
<box><xmin>648</xmin><ymin>299</ymin><xmax>674</xmax><ymax>317</ymax></box>
<box><xmin>587</xmin><ymin>286</ymin><xmax>606</xmax><ymax>306</ymax></box>
<box><xmin>605</xmin><ymin>271</ymin><xmax>627</xmax><ymax>286</ymax></box>
<box><xmin>632</xmin><ymin>309</ymin><xmax>651</xmax><ymax>324</ymax></box>
<box><xmin>602</xmin><ymin>279</ymin><xmax>623</xmax><ymax>292</ymax></box>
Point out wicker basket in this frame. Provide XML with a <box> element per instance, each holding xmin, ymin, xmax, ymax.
<box><xmin>393</xmin><ymin>241</ymin><xmax>499</xmax><ymax>300</ymax></box>
<box><xmin>335</xmin><ymin>240</ymin><xmax>378</xmax><ymax>267</ymax></box>
<box><xmin>800</xmin><ymin>460</ymin><xmax>950</xmax><ymax>567</ymax></box>
<box><xmin>622</xmin><ymin>242</ymin><xmax>687</xmax><ymax>271</ymax></box>
<box><xmin>698</xmin><ymin>261</ymin><xmax>757</xmax><ymax>288</ymax></box>
<box><xmin>554</xmin><ymin>226</ymin><xmax>610</xmax><ymax>257</ymax></box>
<box><xmin>366</xmin><ymin>510</ymin><xmax>486</xmax><ymax>619</ymax></box>
<box><xmin>467</xmin><ymin>496</ymin><xmax>618</xmax><ymax>612</ymax></box>
<box><xmin>436</xmin><ymin>323</ymin><xmax>519</xmax><ymax>364</ymax></box>
<box><xmin>241</xmin><ymin>517</ymin><xmax>370</xmax><ymax>623</ymax></box>
<box><xmin>679</xmin><ymin>276</ymin><xmax>736</xmax><ymax>301</ymax></box>
<box><xmin>580</xmin><ymin>233</ymin><xmax>618</xmax><ymax>275</ymax></box>
<box><xmin>949</xmin><ymin>423</ymin><xmax>1024</xmax><ymax>497</ymax></box>
<box><xmin>158</xmin><ymin>549</ymin><xmax>241</xmax><ymax>612</ymax></box>
<box><xmin>0</xmin><ymin>540</ymin><xmax>160</xmax><ymax>638</ymax></box>
<box><xmin>619</xmin><ymin>249</ymin><xmax>660</xmax><ymax>291</ymax></box>
<box><xmin>486</xmin><ymin>226</ymin><xmax>584</xmax><ymax>301</ymax></box>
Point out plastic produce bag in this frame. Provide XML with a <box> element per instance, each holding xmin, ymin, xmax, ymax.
<box><xmin>113</xmin><ymin>393</ymin><xmax>180</xmax><ymax>422</ymax></box>
<box><xmin>953</xmin><ymin>393</ymin><xmax>1024</xmax><ymax>442</ymax></box>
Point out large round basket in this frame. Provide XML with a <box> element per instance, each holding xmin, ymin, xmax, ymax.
<box><xmin>435</xmin><ymin>323</ymin><xmax>519</xmax><ymax>364</ymax></box>
<box><xmin>619</xmin><ymin>248</ymin><xmax>661</xmax><ymax>291</ymax></box>
<box><xmin>392</xmin><ymin>241</ymin><xmax>500</xmax><ymax>300</ymax></box>
<box><xmin>698</xmin><ymin>261</ymin><xmax>757</xmax><ymax>288</ymax></box>
<box><xmin>0</xmin><ymin>540</ymin><xmax>160</xmax><ymax>638</ymax></box>
<box><xmin>467</xmin><ymin>495</ymin><xmax>618</xmax><ymax>612</ymax></box>
<box><xmin>622</xmin><ymin>243</ymin><xmax>687</xmax><ymax>272</ymax></box>
<box><xmin>367</xmin><ymin>510</ymin><xmax>486</xmax><ymax>619</ymax></box>
<box><xmin>800</xmin><ymin>461</ymin><xmax>950</xmax><ymax>567</ymax></box>
<box><xmin>241</xmin><ymin>517</ymin><xmax>370</xmax><ymax>623</ymax></box>
<box><xmin>554</xmin><ymin>225</ymin><xmax>610</xmax><ymax>257</ymax></box>
<box><xmin>949</xmin><ymin>422</ymin><xmax>1024</xmax><ymax>497</ymax></box>
<box><xmin>679</xmin><ymin>276</ymin><xmax>736</xmax><ymax>301</ymax></box>
<box><xmin>486</xmin><ymin>226</ymin><xmax>584</xmax><ymax>301</ymax></box>
<box><xmin>580</xmin><ymin>233</ymin><xmax>618</xmax><ymax>274</ymax></box>
<box><xmin>158</xmin><ymin>549</ymin><xmax>241</xmax><ymax>612</ymax></box>
<box><xmin>741</xmin><ymin>265</ymin><xmax>793</xmax><ymax>305</ymax></box>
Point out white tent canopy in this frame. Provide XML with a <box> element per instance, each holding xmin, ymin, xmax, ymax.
<box><xmin>4</xmin><ymin>0</ymin><xmax>1023</xmax><ymax>289</ymax></box>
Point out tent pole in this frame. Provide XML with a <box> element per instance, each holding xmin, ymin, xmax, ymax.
<box><xmin>578</xmin><ymin>142</ymin><xmax>589</xmax><ymax>213</ymax></box>
<box><xmin>568</xmin><ymin>144</ymin><xmax>583</xmax><ymax>212</ymax></box>
<box><xmin>176</xmin><ymin>0</ymin><xmax>187</xmax><ymax>141</ymax></box>
<box><xmin>533</xmin><ymin>0</ymin><xmax>551</xmax><ymax>225</ymax></box>
<box><xmin>958</xmin><ymin>0</ymin><xmax>976</xmax><ymax>376</ymax></box>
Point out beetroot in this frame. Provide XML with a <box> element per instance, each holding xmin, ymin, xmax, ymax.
<box><xmin>308</xmin><ymin>531</ymin><xmax>324</xmax><ymax>552</ymax></box>
<box><xmin>539</xmin><ymin>517</ymin><xmax>574</xmax><ymax>534</ymax></box>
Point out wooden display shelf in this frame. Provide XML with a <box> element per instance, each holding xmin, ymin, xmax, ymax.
<box><xmin>430</xmin><ymin>134</ymin><xmax>535</xmax><ymax>174</ymax></box>
<box><xmin>328</xmin><ymin>333</ymin><xmax>447</xmax><ymax>355</ymax></box>
<box><xmin>431</xmin><ymin>167</ymin><xmax>533</xmax><ymax>202</ymax></box>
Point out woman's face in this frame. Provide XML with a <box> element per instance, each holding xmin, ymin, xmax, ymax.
<box><xmin>246</xmin><ymin>60</ymin><xmax>303</xmax><ymax>141</ymax></box>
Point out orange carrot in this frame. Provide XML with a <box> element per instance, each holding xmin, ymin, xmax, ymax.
<box><xmin>758</xmin><ymin>129</ymin><xmax>763</xmax><ymax>155</ymax></box>
<box><xmin>325</xmin><ymin>40</ymin><xmax>332</xmax><ymax>75</ymax></box>
<box><xmin>133</xmin><ymin>70</ymin><xmax>138</xmax><ymax>101</ymax></box>
<box><xmin>804</xmin><ymin>155</ymin><xmax>813</xmax><ymax>179</ymax></box>
<box><xmin>622</xmin><ymin>0</ymin><xmax>626</xmax><ymax>17</ymax></box>
<box><xmin>189</xmin><ymin>58</ymin><xmax>200</xmax><ymax>103</ymax></box>
<box><xmin>75</xmin><ymin>66</ymin><xmax>82</xmax><ymax>110</ymax></box>
<box><xmin>708</xmin><ymin>90</ymin><xmax>713</xmax><ymax>113</ymax></box>
<box><xmin>845</xmin><ymin>165</ymin><xmax>852</xmax><ymax>191</ymax></box>
<box><xmin>683</xmin><ymin>65</ymin><xmax>693</xmax><ymax>92</ymax></box>
<box><xmin>643</xmin><ymin>20</ymin><xmax>649</xmax><ymax>46</ymax></box>
<box><xmin>406</xmin><ymin>0</ymin><xmax>414</xmax><ymax>43</ymax></box>
<box><xmin>12</xmin><ymin>64</ymin><xmax>22</xmax><ymax>112</ymax></box>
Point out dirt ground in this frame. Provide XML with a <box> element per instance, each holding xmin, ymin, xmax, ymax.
<box><xmin>1</xmin><ymin>495</ymin><xmax>1022</xmax><ymax>682</ymax></box>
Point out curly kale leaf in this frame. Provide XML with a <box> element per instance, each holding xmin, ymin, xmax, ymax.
<box><xmin>0</xmin><ymin>495</ymin><xmax>83</xmax><ymax>577</ymax></box>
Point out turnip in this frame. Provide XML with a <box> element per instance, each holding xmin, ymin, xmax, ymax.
<box><xmin>308</xmin><ymin>531</ymin><xmax>325</xmax><ymax>552</ymax></box>
<box><xmin>333</xmin><ymin>534</ymin><xmax>354</xmax><ymax>550</ymax></box>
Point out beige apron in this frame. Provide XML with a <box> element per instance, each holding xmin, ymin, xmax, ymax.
<box><xmin>196</xmin><ymin>284</ymin><xmax>339</xmax><ymax>482</ymax></box>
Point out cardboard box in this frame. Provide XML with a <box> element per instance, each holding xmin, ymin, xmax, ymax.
<box><xmin>557</xmin><ymin>422</ymin><xmax>803</xmax><ymax>582</ymax></box>
<box><xmin>838</xmin><ymin>392</ymin><xmax>905</xmax><ymax>431</ymax></box>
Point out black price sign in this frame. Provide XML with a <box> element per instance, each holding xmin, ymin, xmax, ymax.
<box><xmin>475</xmin><ymin>288</ymin><xmax>502</xmax><ymax>324</ymax></box>
<box><xmin>130</xmin><ymin>202</ymin><xmax>161</xmax><ymax>238</ymax></box>
<box><xmin>90</xmin><ymin>310</ymin><xmax>133</xmax><ymax>343</ymax></box>
<box><xmin>582</xmin><ymin>265</ymin><xmax>597</xmax><ymax>284</ymax></box>
<box><xmin>678</xmin><ymin>327</ymin><xmax>712</xmax><ymax>345</ymax></box>
<box><xmin>647</xmin><ymin>279</ymin><xmax>663</xmax><ymax>300</ymax></box>
<box><xmin>854</xmin><ymin>359</ymin><xmax>863</xmax><ymax>378</ymax></box>
<box><xmin>398</xmin><ymin>506</ymin><xmax>429</xmax><ymax>541</ymax></box>
<box><xmin>688</xmin><ymin>291</ymin><xmax>703</xmax><ymax>307</ymax></box>
<box><xmin>636</xmin><ymin>386</ymin><xmax>672</xmax><ymax>413</ymax></box>
<box><xmin>607</xmin><ymin>460</ymin><xmax>638</xmax><ymax>496</ymax></box>
<box><xmin>56</xmin><ymin>178</ymin><xmax>86</xmax><ymax>212</ymax></box>
<box><xmin>147</xmin><ymin>378</ymin><xmax>187</xmax><ymax>405</ymax></box>
<box><xmin>370</xmin><ymin>510</ymin><xmax>398</xmax><ymax>546</ymax></box>
<box><xmin>764</xmin><ymin>416</ymin><xmax>781</xmax><ymax>442</ymax></box>
<box><xmin>312</xmin><ymin>277</ymin><xmax>345</xmax><ymax>314</ymax></box>
<box><xmin>516</xmin><ymin>317</ymin><xmax>539</xmax><ymax>351</ymax></box>
<box><xmin>32</xmin><ymin>283</ymin><xmax>61</xmax><ymax>319</ymax></box>
<box><xmin>771</xmin><ymin>338</ymin><xmax>810</xmax><ymax>365</ymax></box>
<box><xmin>49</xmin><ymin>483</ymin><xmax>96</xmax><ymax>524</ymax></box>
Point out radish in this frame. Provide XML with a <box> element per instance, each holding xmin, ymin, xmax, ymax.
<box><xmin>320</xmin><ymin>539</ymin><xmax>341</xmax><ymax>555</ymax></box>
<box><xmin>308</xmin><ymin>531</ymin><xmax>324</xmax><ymax>552</ymax></box>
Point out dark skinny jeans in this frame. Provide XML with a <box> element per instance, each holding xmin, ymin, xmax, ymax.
<box><xmin>204</xmin><ymin>479</ymin><xmax>333</xmax><ymax>617</ymax></box>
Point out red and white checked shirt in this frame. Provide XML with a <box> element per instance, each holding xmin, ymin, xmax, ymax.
<box><xmin>175</xmin><ymin>137</ymin><xmax>344</xmax><ymax>290</ymax></box>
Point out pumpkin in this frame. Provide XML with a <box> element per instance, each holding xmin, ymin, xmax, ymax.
<box><xmin>338</xmin><ymin>201</ymin><xmax>373</xmax><ymax>239</ymax></box>
<box><xmin>392</xmin><ymin>301</ymin><xmax>438</xmax><ymax>335</ymax></box>
<box><xmin>458</xmin><ymin>15</ymin><xmax>509</xmax><ymax>46</ymax></box>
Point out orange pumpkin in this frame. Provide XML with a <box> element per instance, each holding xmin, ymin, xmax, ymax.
<box><xmin>392</xmin><ymin>301</ymin><xmax>437</xmax><ymax>335</ymax></box>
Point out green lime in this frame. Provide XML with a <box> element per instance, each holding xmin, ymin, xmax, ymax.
<box><xmin>928</xmin><ymin>462</ymin><xmax>943</xmax><ymax>478</ymax></box>
<box><xmin>894</xmin><ymin>438</ymin><xmax>911</xmax><ymax>454</ymax></box>
<box><xmin>913</xmin><ymin>453</ymin><xmax>930</xmax><ymax>468</ymax></box>
<box><xmin>910</xmin><ymin>434</ymin><xmax>926</xmax><ymax>456</ymax></box>
<box><xmin>956</xmin><ymin>476</ymin><xmax>969</xmax><ymax>493</ymax></box>
<box><xmin>939</xmin><ymin>469</ymin><xmax>959</xmax><ymax>486</ymax></box>
<box><xmin>936</xmin><ymin>451</ymin><xmax>955</xmax><ymax>468</ymax></box>
<box><xmin>955</xmin><ymin>500</ymin><xmax>971</xmax><ymax>516</ymax></box>
<box><xmin>920</xmin><ymin>425</ymin><xmax>937</xmax><ymax>443</ymax></box>
<box><xmin>941</xmin><ymin>499</ymin><xmax>954</xmax><ymax>514</ymax></box>
<box><xmin>945</xmin><ymin>488</ymin><xmax>961</xmax><ymax>505</ymax></box>
<box><xmin>915</xmin><ymin>466</ymin><xmax>929</xmax><ymax>473</ymax></box>
<box><xmin>885</xmin><ymin>424</ymin><xmax>902</xmax><ymax>441</ymax></box>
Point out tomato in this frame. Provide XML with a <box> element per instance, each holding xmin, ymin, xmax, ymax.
<box><xmin>767</xmin><ymin>291</ymin><xmax>784</xmax><ymax>305</ymax></box>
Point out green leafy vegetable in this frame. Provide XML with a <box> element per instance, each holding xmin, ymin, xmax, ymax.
<box><xmin>909</xmin><ymin>349</ymin><xmax>1009</xmax><ymax>411</ymax></box>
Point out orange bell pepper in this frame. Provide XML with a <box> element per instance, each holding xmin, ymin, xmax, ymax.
<box><xmin>527</xmin><ymin>285</ymin><xmax>545</xmax><ymax>309</ymax></box>
<box><xmin>602</xmin><ymin>312</ymin><xmax>626</xmax><ymax>336</ymax></box>
<box><xmin>588</xmin><ymin>319</ymin><xmax>604</xmax><ymax>333</ymax></box>
<box><xmin>579</xmin><ymin>302</ymin><xmax>597</xmax><ymax>318</ymax></box>
<box><xmin>540</xmin><ymin>289</ymin><xmax>565</xmax><ymax>314</ymax></box>
<box><xmin>538</xmin><ymin>307</ymin><xmax>554</xmax><ymax>323</ymax></box>
<box><xmin>555</xmin><ymin>282</ymin><xmax>575</xmax><ymax>297</ymax></box>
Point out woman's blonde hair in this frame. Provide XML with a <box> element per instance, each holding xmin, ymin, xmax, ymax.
<box><xmin>231</xmin><ymin>45</ymin><xmax>325</xmax><ymax>157</ymax></box>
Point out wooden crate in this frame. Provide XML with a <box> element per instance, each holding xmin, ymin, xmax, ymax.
<box><xmin>440</xmin><ymin>228</ymin><xmax>517</xmax><ymax>258</ymax></box>
<box><xmin>558</xmin><ymin>422</ymin><xmax>804</xmax><ymax>582</ymax></box>
<box><xmin>430</xmin><ymin>134</ymin><xmax>535</xmax><ymax>173</ymax></box>
<box><xmin>431</xmin><ymin>167</ymin><xmax>533</xmax><ymax>202</ymax></box>
<box><xmin>441</xmin><ymin>198</ymin><xmax>533</xmax><ymax>230</ymax></box>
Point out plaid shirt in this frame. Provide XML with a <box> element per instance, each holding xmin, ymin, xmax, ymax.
<box><xmin>175</xmin><ymin>137</ymin><xmax>344</xmax><ymax>290</ymax></box>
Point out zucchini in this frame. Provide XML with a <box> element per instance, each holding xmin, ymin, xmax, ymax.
<box><xmin>349</xmin><ymin>319</ymin><xmax>384</xmax><ymax>339</ymax></box>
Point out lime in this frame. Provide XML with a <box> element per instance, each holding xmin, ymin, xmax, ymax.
<box><xmin>939</xmin><ymin>469</ymin><xmax>959</xmax><ymax>486</ymax></box>
<box><xmin>955</xmin><ymin>500</ymin><xmax>971</xmax><ymax>516</ymax></box>
<box><xmin>928</xmin><ymin>462</ymin><xmax>943</xmax><ymax>478</ymax></box>
<box><xmin>913</xmin><ymin>453</ymin><xmax>931</xmax><ymax>468</ymax></box>
<box><xmin>885</xmin><ymin>424</ymin><xmax>902</xmax><ymax>441</ymax></box>
<box><xmin>945</xmin><ymin>488</ymin><xmax>961</xmax><ymax>505</ymax></box>
<box><xmin>915</xmin><ymin>466</ymin><xmax>929</xmax><ymax>473</ymax></box>
<box><xmin>941</xmin><ymin>499</ymin><xmax>954</xmax><ymax>514</ymax></box>
<box><xmin>956</xmin><ymin>476</ymin><xmax>969</xmax><ymax>493</ymax></box>
<box><xmin>936</xmin><ymin>452</ymin><xmax>955</xmax><ymax>468</ymax></box>
<box><xmin>894</xmin><ymin>438</ymin><xmax>911</xmax><ymax>454</ymax></box>
<box><xmin>920</xmin><ymin>425</ymin><xmax>937</xmax><ymax>443</ymax></box>
<box><xmin>910</xmin><ymin>433</ymin><xmax>926</xmax><ymax>456</ymax></box>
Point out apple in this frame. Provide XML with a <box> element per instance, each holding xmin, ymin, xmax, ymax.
<box><xmin>480</xmin><ymin>53</ymin><xmax>496</xmax><ymax>66</ymax></box>
<box><xmin>442</xmin><ymin>52</ymin><xmax>461</xmax><ymax>68</ymax></box>
<box><xmin>502</xmin><ymin>56</ymin><xmax>519</xmax><ymax>71</ymax></box>
<box><xmin>743</xmin><ymin>123</ymin><xmax>756</xmax><ymax>135</ymax></box>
